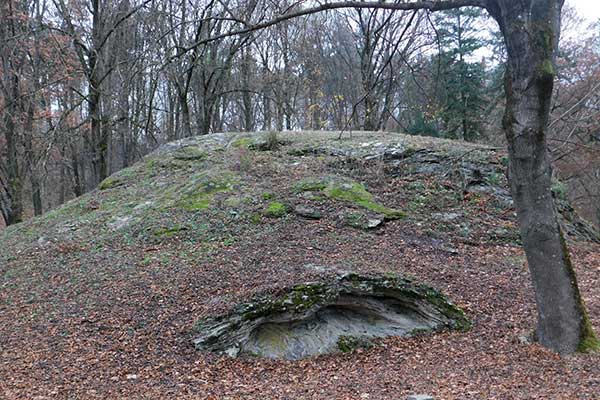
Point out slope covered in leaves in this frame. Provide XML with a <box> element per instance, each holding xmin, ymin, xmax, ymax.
<box><xmin>0</xmin><ymin>131</ymin><xmax>598</xmax><ymax>399</ymax></box>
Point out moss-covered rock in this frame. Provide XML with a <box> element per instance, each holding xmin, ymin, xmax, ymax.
<box><xmin>176</xmin><ymin>172</ymin><xmax>238</xmax><ymax>211</ymax></box>
<box><xmin>292</xmin><ymin>177</ymin><xmax>405</xmax><ymax>220</ymax></box>
<box><xmin>324</xmin><ymin>181</ymin><xmax>405</xmax><ymax>220</ymax></box>
<box><xmin>263</xmin><ymin>201</ymin><xmax>289</xmax><ymax>218</ymax></box>
<box><xmin>99</xmin><ymin>176</ymin><xmax>125</xmax><ymax>190</ymax></box>
<box><xmin>194</xmin><ymin>273</ymin><xmax>470</xmax><ymax>360</ymax></box>
<box><xmin>173</xmin><ymin>146</ymin><xmax>207</xmax><ymax>161</ymax></box>
<box><xmin>293</xmin><ymin>178</ymin><xmax>329</xmax><ymax>193</ymax></box>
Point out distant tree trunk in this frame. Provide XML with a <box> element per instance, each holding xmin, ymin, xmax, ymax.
<box><xmin>241</xmin><ymin>48</ymin><xmax>254</xmax><ymax>132</ymax></box>
<box><xmin>23</xmin><ymin>101</ymin><xmax>43</xmax><ymax>216</ymax></box>
<box><xmin>263</xmin><ymin>93</ymin><xmax>272</xmax><ymax>130</ymax></box>
<box><xmin>177</xmin><ymin>82</ymin><xmax>193</xmax><ymax>138</ymax></box>
<box><xmin>89</xmin><ymin>80</ymin><xmax>105</xmax><ymax>186</ymax></box>
<box><xmin>70</xmin><ymin>142</ymin><xmax>84</xmax><ymax>198</ymax></box>
<box><xmin>2</xmin><ymin>106</ymin><xmax>23</xmax><ymax>225</ymax></box>
<box><xmin>488</xmin><ymin>0</ymin><xmax>597</xmax><ymax>353</ymax></box>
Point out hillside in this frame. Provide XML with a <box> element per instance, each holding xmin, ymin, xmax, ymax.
<box><xmin>1</xmin><ymin>131</ymin><xmax>599</xmax><ymax>399</ymax></box>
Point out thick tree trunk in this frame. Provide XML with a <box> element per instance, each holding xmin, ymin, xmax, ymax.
<box><xmin>489</xmin><ymin>0</ymin><xmax>597</xmax><ymax>353</ymax></box>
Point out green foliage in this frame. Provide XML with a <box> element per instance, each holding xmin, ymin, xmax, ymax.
<box><xmin>407</xmin><ymin>112</ymin><xmax>441</xmax><ymax>138</ymax></box>
<box><xmin>430</xmin><ymin>7</ymin><xmax>488</xmax><ymax>141</ymax></box>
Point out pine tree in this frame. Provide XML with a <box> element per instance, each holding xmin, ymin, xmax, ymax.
<box><xmin>433</xmin><ymin>7</ymin><xmax>487</xmax><ymax>141</ymax></box>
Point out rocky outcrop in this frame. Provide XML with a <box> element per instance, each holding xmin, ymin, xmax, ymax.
<box><xmin>194</xmin><ymin>273</ymin><xmax>470</xmax><ymax>360</ymax></box>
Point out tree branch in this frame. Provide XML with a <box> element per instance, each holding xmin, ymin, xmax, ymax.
<box><xmin>177</xmin><ymin>0</ymin><xmax>486</xmax><ymax>57</ymax></box>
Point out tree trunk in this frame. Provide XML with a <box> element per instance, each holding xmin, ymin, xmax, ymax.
<box><xmin>488</xmin><ymin>0</ymin><xmax>597</xmax><ymax>354</ymax></box>
<box><xmin>0</xmin><ymin>1</ymin><xmax>23</xmax><ymax>226</ymax></box>
<box><xmin>263</xmin><ymin>93</ymin><xmax>271</xmax><ymax>131</ymax></box>
<box><xmin>178</xmin><ymin>85</ymin><xmax>193</xmax><ymax>138</ymax></box>
<box><xmin>241</xmin><ymin>49</ymin><xmax>254</xmax><ymax>132</ymax></box>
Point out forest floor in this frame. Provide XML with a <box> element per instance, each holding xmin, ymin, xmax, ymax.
<box><xmin>1</xmin><ymin>131</ymin><xmax>599</xmax><ymax>399</ymax></box>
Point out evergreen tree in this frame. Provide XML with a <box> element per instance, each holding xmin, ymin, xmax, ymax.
<box><xmin>432</xmin><ymin>7</ymin><xmax>487</xmax><ymax>141</ymax></box>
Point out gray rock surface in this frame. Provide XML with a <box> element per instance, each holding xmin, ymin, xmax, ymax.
<box><xmin>294</xmin><ymin>205</ymin><xmax>322</xmax><ymax>219</ymax></box>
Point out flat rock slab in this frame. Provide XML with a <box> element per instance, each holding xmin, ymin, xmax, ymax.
<box><xmin>407</xmin><ymin>395</ymin><xmax>435</xmax><ymax>400</ymax></box>
<box><xmin>294</xmin><ymin>205</ymin><xmax>322</xmax><ymax>219</ymax></box>
<box><xmin>194</xmin><ymin>273</ymin><xmax>470</xmax><ymax>360</ymax></box>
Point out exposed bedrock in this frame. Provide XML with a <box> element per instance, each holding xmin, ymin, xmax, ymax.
<box><xmin>193</xmin><ymin>274</ymin><xmax>471</xmax><ymax>360</ymax></box>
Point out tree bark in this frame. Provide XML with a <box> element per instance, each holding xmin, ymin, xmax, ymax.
<box><xmin>487</xmin><ymin>0</ymin><xmax>597</xmax><ymax>353</ymax></box>
<box><xmin>0</xmin><ymin>0</ymin><xmax>24</xmax><ymax>226</ymax></box>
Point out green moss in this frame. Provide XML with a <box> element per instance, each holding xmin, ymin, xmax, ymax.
<box><xmin>578</xmin><ymin>315</ymin><xmax>600</xmax><ymax>353</ymax></box>
<box><xmin>262</xmin><ymin>192</ymin><xmax>275</xmax><ymax>200</ymax></box>
<box><xmin>173</xmin><ymin>146</ymin><xmax>207</xmax><ymax>161</ymax></box>
<box><xmin>423</xmin><ymin>288</ymin><xmax>472</xmax><ymax>331</ymax></box>
<box><xmin>153</xmin><ymin>224</ymin><xmax>187</xmax><ymax>238</ymax></box>
<box><xmin>239</xmin><ymin>282</ymin><xmax>332</xmax><ymax>321</ymax></box>
<box><xmin>293</xmin><ymin>178</ymin><xmax>329</xmax><ymax>193</ymax></box>
<box><xmin>231</xmin><ymin>137</ymin><xmax>254</xmax><ymax>149</ymax></box>
<box><xmin>249</xmin><ymin>213</ymin><xmax>262</xmax><ymax>224</ymax></box>
<box><xmin>539</xmin><ymin>59</ymin><xmax>555</xmax><ymax>77</ymax></box>
<box><xmin>177</xmin><ymin>173</ymin><xmax>238</xmax><ymax>211</ymax></box>
<box><xmin>263</xmin><ymin>201</ymin><xmax>288</xmax><ymax>218</ymax></box>
<box><xmin>578</xmin><ymin>336</ymin><xmax>600</xmax><ymax>353</ymax></box>
<box><xmin>486</xmin><ymin>172</ymin><xmax>503</xmax><ymax>186</ymax></box>
<box><xmin>556</xmin><ymin>231</ymin><xmax>600</xmax><ymax>353</ymax></box>
<box><xmin>324</xmin><ymin>181</ymin><xmax>405</xmax><ymax>219</ymax></box>
<box><xmin>99</xmin><ymin>177</ymin><xmax>124</xmax><ymax>190</ymax></box>
<box><xmin>222</xmin><ymin>236</ymin><xmax>236</xmax><ymax>246</ymax></box>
